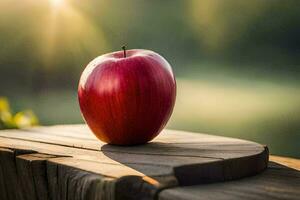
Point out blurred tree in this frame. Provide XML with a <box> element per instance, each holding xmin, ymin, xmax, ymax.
<box><xmin>0</xmin><ymin>0</ymin><xmax>299</xmax><ymax>92</ymax></box>
<box><xmin>188</xmin><ymin>0</ymin><xmax>300</xmax><ymax>65</ymax></box>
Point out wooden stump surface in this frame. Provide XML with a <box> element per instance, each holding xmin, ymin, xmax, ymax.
<box><xmin>159</xmin><ymin>157</ymin><xmax>300</xmax><ymax>200</ymax></box>
<box><xmin>0</xmin><ymin>124</ymin><xmax>269</xmax><ymax>200</ymax></box>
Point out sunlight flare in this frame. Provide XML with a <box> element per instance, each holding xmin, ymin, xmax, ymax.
<box><xmin>41</xmin><ymin>0</ymin><xmax>108</xmax><ymax>67</ymax></box>
<box><xmin>50</xmin><ymin>0</ymin><xmax>65</xmax><ymax>8</ymax></box>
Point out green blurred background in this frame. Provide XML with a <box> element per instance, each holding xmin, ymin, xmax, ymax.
<box><xmin>1</xmin><ymin>0</ymin><xmax>299</xmax><ymax>158</ymax></box>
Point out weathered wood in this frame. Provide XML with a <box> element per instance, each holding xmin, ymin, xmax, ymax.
<box><xmin>0</xmin><ymin>148</ymin><xmax>36</xmax><ymax>200</ymax></box>
<box><xmin>16</xmin><ymin>153</ymin><xmax>59</xmax><ymax>200</ymax></box>
<box><xmin>159</xmin><ymin>158</ymin><xmax>300</xmax><ymax>200</ymax></box>
<box><xmin>0</xmin><ymin>148</ymin><xmax>9</xmax><ymax>200</ymax></box>
<box><xmin>0</xmin><ymin>124</ymin><xmax>269</xmax><ymax>199</ymax></box>
<box><xmin>270</xmin><ymin>155</ymin><xmax>300</xmax><ymax>170</ymax></box>
<box><xmin>46</xmin><ymin>160</ymin><xmax>115</xmax><ymax>200</ymax></box>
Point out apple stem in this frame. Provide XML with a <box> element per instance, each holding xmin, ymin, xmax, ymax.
<box><xmin>122</xmin><ymin>45</ymin><xmax>127</xmax><ymax>58</ymax></box>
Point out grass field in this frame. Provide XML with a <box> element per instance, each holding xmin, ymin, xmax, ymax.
<box><xmin>169</xmin><ymin>77</ymin><xmax>300</xmax><ymax>158</ymax></box>
<box><xmin>7</xmin><ymin>72</ymin><xmax>300</xmax><ymax>158</ymax></box>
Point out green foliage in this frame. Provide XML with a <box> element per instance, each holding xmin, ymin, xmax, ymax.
<box><xmin>0</xmin><ymin>97</ymin><xmax>39</xmax><ymax>129</ymax></box>
<box><xmin>0</xmin><ymin>1</ymin><xmax>300</xmax><ymax>92</ymax></box>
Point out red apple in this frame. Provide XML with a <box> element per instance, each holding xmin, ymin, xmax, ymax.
<box><xmin>78</xmin><ymin>48</ymin><xmax>176</xmax><ymax>145</ymax></box>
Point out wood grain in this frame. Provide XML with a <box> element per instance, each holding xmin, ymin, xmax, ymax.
<box><xmin>0</xmin><ymin>124</ymin><xmax>269</xmax><ymax>199</ymax></box>
<box><xmin>270</xmin><ymin>155</ymin><xmax>300</xmax><ymax>170</ymax></box>
<box><xmin>0</xmin><ymin>148</ymin><xmax>36</xmax><ymax>200</ymax></box>
<box><xmin>16</xmin><ymin>153</ymin><xmax>58</xmax><ymax>200</ymax></box>
<box><xmin>159</xmin><ymin>160</ymin><xmax>300</xmax><ymax>200</ymax></box>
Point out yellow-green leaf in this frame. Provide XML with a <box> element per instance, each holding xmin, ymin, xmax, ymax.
<box><xmin>13</xmin><ymin>110</ymin><xmax>39</xmax><ymax>129</ymax></box>
<box><xmin>0</xmin><ymin>97</ymin><xmax>10</xmax><ymax>112</ymax></box>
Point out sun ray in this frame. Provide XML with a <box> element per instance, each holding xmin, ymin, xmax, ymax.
<box><xmin>41</xmin><ymin>0</ymin><xmax>109</xmax><ymax>68</ymax></box>
<box><xmin>50</xmin><ymin>0</ymin><xmax>65</xmax><ymax>9</ymax></box>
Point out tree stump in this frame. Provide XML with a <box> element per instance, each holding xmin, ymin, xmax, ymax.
<box><xmin>1</xmin><ymin>124</ymin><xmax>292</xmax><ymax>200</ymax></box>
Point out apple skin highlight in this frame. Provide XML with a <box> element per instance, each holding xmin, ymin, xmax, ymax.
<box><xmin>78</xmin><ymin>49</ymin><xmax>176</xmax><ymax>145</ymax></box>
